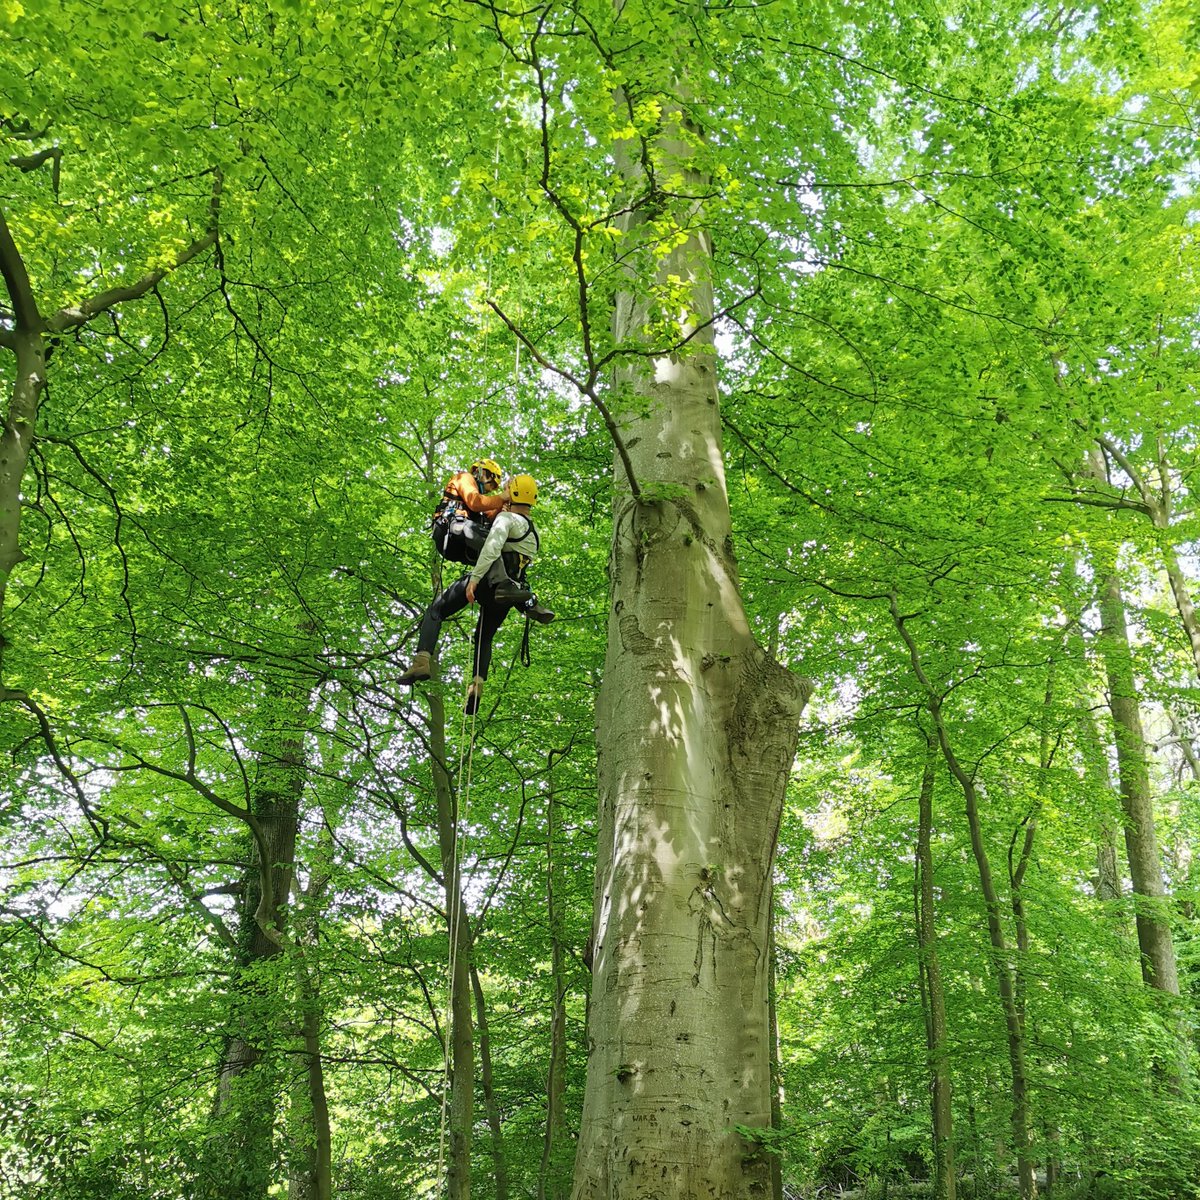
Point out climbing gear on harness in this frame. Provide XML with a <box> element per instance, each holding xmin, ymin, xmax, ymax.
<box><xmin>464</xmin><ymin>676</ymin><xmax>485</xmax><ymax>716</ymax></box>
<box><xmin>432</xmin><ymin>499</ymin><xmax>489</xmax><ymax>564</ymax></box>
<box><xmin>398</xmin><ymin>650</ymin><xmax>432</xmax><ymax>686</ymax></box>
<box><xmin>493</xmin><ymin>580</ymin><xmax>534</xmax><ymax>604</ymax></box>
<box><xmin>509</xmin><ymin>473</ymin><xmax>538</xmax><ymax>506</ymax></box>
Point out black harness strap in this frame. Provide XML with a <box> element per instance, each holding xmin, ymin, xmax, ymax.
<box><xmin>520</xmin><ymin>614</ymin><xmax>532</xmax><ymax>668</ymax></box>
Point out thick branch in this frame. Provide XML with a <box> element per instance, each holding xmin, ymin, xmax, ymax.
<box><xmin>0</xmin><ymin>206</ymin><xmax>42</xmax><ymax>331</ymax></box>
<box><xmin>47</xmin><ymin>230</ymin><xmax>217</xmax><ymax>333</ymax></box>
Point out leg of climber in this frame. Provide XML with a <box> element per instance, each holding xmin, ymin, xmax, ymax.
<box><xmin>482</xmin><ymin>556</ymin><xmax>532</xmax><ymax>604</ymax></box>
<box><xmin>464</xmin><ymin>584</ymin><xmax>514</xmax><ymax>715</ymax></box>
<box><xmin>519</xmin><ymin>596</ymin><xmax>555</xmax><ymax>624</ymax></box>
<box><xmin>398</xmin><ymin>577</ymin><xmax>470</xmax><ymax>685</ymax></box>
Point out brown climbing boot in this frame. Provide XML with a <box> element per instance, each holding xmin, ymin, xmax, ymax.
<box><xmin>464</xmin><ymin>676</ymin><xmax>485</xmax><ymax>716</ymax></box>
<box><xmin>398</xmin><ymin>651</ymin><xmax>432</xmax><ymax>686</ymax></box>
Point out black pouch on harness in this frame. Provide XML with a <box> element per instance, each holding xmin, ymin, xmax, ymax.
<box><xmin>432</xmin><ymin>498</ymin><xmax>490</xmax><ymax>564</ymax></box>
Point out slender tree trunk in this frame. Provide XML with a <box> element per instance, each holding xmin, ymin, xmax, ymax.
<box><xmin>288</xmin><ymin>982</ymin><xmax>332</xmax><ymax>1200</ymax></box>
<box><xmin>540</xmin><ymin>753</ymin><xmax>570</xmax><ymax>1200</ymax></box>
<box><xmin>1161</xmin><ymin>548</ymin><xmax>1200</xmax><ymax>677</ymax></box>
<box><xmin>429</xmin><ymin>680</ymin><xmax>474</xmax><ymax>1200</ymax></box>
<box><xmin>892</xmin><ymin>604</ymin><xmax>1036</xmax><ymax>1200</ymax></box>
<box><xmin>572</xmin><ymin>75</ymin><xmax>807</xmax><ymax>1197</ymax></box>
<box><xmin>206</xmin><ymin>685</ymin><xmax>308</xmax><ymax>1200</ymax></box>
<box><xmin>767</xmin><ymin>919</ymin><xmax>784</xmax><ymax>1200</ymax></box>
<box><xmin>1081</xmin><ymin>711</ymin><xmax>1121</xmax><ymax>904</ymax></box>
<box><xmin>914</xmin><ymin>743</ymin><xmax>955</xmax><ymax>1200</ymax></box>
<box><xmin>470</xmin><ymin>961</ymin><xmax>510</xmax><ymax>1200</ymax></box>
<box><xmin>288</xmin><ymin>834</ymin><xmax>333</xmax><ymax>1200</ymax></box>
<box><xmin>1167</xmin><ymin>711</ymin><xmax>1199</xmax><ymax>918</ymax></box>
<box><xmin>1094</xmin><ymin>570</ymin><xmax>1180</xmax><ymax>995</ymax></box>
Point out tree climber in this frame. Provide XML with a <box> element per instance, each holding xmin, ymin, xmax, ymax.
<box><xmin>431</xmin><ymin>457</ymin><xmax>509</xmax><ymax>564</ymax></box>
<box><xmin>399</xmin><ymin>474</ymin><xmax>554</xmax><ymax>713</ymax></box>
<box><xmin>431</xmin><ymin>455</ymin><xmax>534</xmax><ymax>596</ymax></box>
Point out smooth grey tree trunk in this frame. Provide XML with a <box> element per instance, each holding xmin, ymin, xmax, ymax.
<box><xmin>571</xmin><ymin>88</ymin><xmax>807</xmax><ymax>1198</ymax></box>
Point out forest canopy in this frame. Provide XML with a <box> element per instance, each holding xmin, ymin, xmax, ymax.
<box><xmin>2</xmin><ymin>1</ymin><xmax>1199</xmax><ymax>1199</ymax></box>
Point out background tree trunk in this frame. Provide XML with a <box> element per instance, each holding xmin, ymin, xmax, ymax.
<box><xmin>205</xmin><ymin>683</ymin><xmax>309</xmax><ymax>1199</ymax></box>
<box><xmin>429</xmin><ymin>680</ymin><xmax>475</xmax><ymax>1200</ymax></box>
<box><xmin>540</xmin><ymin>753</ymin><xmax>570</xmax><ymax>1200</ymax></box>
<box><xmin>1095</xmin><ymin>571</ymin><xmax>1180</xmax><ymax>996</ymax></box>
<box><xmin>470</xmin><ymin>961</ymin><xmax>509</xmax><ymax>1200</ymax></box>
<box><xmin>288</xmin><ymin>833</ymin><xmax>333</xmax><ymax>1200</ymax></box>
<box><xmin>914</xmin><ymin>744</ymin><xmax>955</xmax><ymax>1200</ymax></box>
<box><xmin>893</xmin><ymin>607</ymin><xmax>1037</xmax><ymax>1200</ymax></box>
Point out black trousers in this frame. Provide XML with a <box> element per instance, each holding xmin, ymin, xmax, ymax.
<box><xmin>416</xmin><ymin>576</ymin><xmax>519</xmax><ymax>680</ymax></box>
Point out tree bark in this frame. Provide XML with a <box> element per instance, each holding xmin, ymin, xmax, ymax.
<box><xmin>429</xmin><ymin>679</ymin><xmax>475</xmax><ymax>1200</ymax></box>
<box><xmin>767</xmin><ymin>919</ymin><xmax>784</xmax><ymax>1200</ymax></box>
<box><xmin>288</xmin><ymin>834</ymin><xmax>333</xmax><ymax>1200</ymax></box>
<box><xmin>540</xmin><ymin>752</ymin><xmax>570</xmax><ymax>1200</ymax></box>
<box><xmin>1094</xmin><ymin>570</ymin><xmax>1180</xmax><ymax>996</ymax></box>
<box><xmin>470</xmin><ymin>961</ymin><xmax>510</xmax><ymax>1200</ymax></box>
<box><xmin>0</xmin><ymin>211</ymin><xmax>46</xmax><ymax>687</ymax></box>
<box><xmin>914</xmin><ymin>742</ymin><xmax>955</xmax><ymax>1200</ymax></box>
<box><xmin>892</xmin><ymin>603</ymin><xmax>1036</xmax><ymax>1200</ymax></box>
<box><xmin>205</xmin><ymin>686</ymin><xmax>308</xmax><ymax>1200</ymax></box>
<box><xmin>571</xmin><ymin>81</ymin><xmax>807</xmax><ymax>1198</ymax></box>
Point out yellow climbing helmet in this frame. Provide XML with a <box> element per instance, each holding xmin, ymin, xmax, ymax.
<box><xmin>508</xmin><ymin>474</ymin><xmax>538</xmax><ymax>506</ymax></box>
<box><xmin>471</xmin><ymin>458</ymin><xmax>503</xmax><ymax>483</ymax></box>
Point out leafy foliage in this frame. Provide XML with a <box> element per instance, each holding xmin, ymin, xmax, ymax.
<box><xmin>3</xmin><ymin>0</ymin><xmax>1200</xmax><ymax>1196</ymax></box>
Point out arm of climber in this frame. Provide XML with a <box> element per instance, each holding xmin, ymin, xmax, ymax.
<box><xmin>456</xmin><ymin>472</ymin><xmax>507</xmax><ymax>517</ymax></box>
<box><xmin>470</xmin><ymin>512</ymin><xmax>516</xmax><ymax>587</ymax></box>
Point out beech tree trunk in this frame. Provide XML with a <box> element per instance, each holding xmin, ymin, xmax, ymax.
<box><xmin>1095</xmin><ymin>571</ymin><xmax>1180</xmax><ymax>996</ymax></box>
<box><xmin>540</xmin><ymin>753</ymin><xmax>570</xmax><ymax>1200</ymax></box>
<box><xmin>471</xmin><ymin>961</ymin><xmax>510</xmax><ymax>1200</ymax></box>
<box><xmin>914</xmin><ymin>745</ymin><xmax>955</xmax><ymax>1200</ymax></box>
<box><xmin>289</xmin><ymin>839</ymin><xmax>333</xmax><ymax>1200</ymax></box>
<box><xmin>571</xmin><ymin>83</ymin><xmax>807</xmax><ymax>1198</ymax></box>
<box><xmin>893</xmin><ymin>607</ymin><xmax>1036</xmax><ymax>1200</ymax></box>
<box><xmin>205</xmin><ymin>687</ymin><xmax>308</xmax><ymax>1199</ymax></box>
<box><xmin>429</xmin><ymin>681</ymin><xmax>475</xmax><ymax>1200</ymax></box>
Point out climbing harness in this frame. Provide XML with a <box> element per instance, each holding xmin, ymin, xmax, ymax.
<box><xmin>431</xmin><ymin>488</ymin><xmax>491</xmax><ymax>564</ymax></box>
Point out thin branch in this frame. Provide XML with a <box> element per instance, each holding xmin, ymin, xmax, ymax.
<box><xmin>486</xmin><ymin>299</ymin><xmax>642</xmax><ymax>501</ymax></box>
<box><xmin>46</xmin><ymin>171</ymin><xmax>222</xmax><ymax>333</ymax></box>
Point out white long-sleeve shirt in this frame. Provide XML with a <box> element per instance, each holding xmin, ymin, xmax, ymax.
<box><xmin>469</xmin><ymin>510</ymin><xmax>539</xmax><ymax>585</ymax></box>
